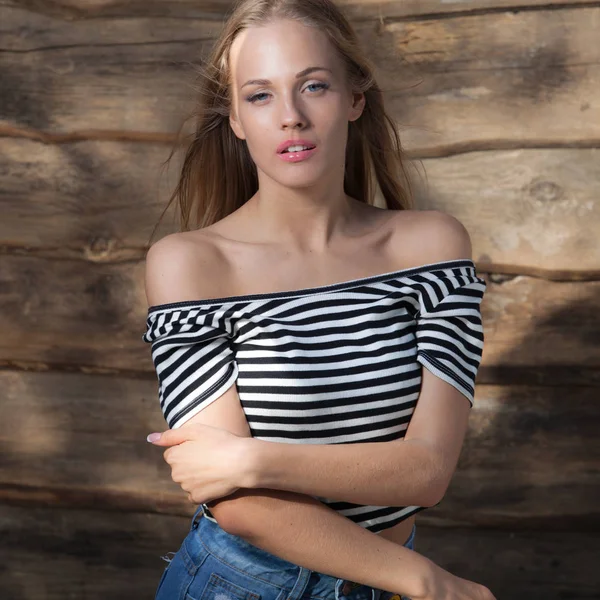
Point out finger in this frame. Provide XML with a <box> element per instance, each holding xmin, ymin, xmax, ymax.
<box><xmin>147</xmin><ymin>428</ymin><xmax>186</xmax><ymax>447</ymax></box>
<box><xmin>163</xmin><ymin>446</ymin><xmax>178</xmax><ymax>463</ymax></box>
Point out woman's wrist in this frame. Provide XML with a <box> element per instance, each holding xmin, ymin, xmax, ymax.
<box><xmin>235</xmin><ymin>437</ymin><xmax>264</xmax><ymax>489</ymax></box>
<box><xmin>410</xmin><ymin>560</ymin><xmax>493</xmax><ymax>600</ymax></box>
<box><xmin>234</xmin><ymin>439</ymin><xmax>443</xmax><ymax>600</ymax></box>
<box><xmin>234</xmin><ymin>438</ymin><xmax>444</xmax><ymax>600</ymax></box>
<box><xmin>399</xmin><ymin>553</ymin><xmax>438</xmax><ymax>600</ymax></box>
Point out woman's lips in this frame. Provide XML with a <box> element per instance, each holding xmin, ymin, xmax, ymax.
<box><xmin>277</xmin><ymin>146</ymin><xmax>318</xmax><ymax>163</ymax></box>
<box><xmin>276</xmin><ymin>139</ymin><xmax>317</xmax><ymax>154</ymax></box>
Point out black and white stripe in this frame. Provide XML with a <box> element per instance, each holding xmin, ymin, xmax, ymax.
<box><xmin>142</xmin><ymin>258</ymin><xmax>486</xmax><ymax>532</ymax></box>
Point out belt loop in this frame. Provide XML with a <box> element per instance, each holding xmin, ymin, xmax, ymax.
<box><xmin>190</xmin><ymin>505</ymin><xmax>205</xmax><ymax>531</ymax></box>
<box><xmin>337</xmin><ymin>579</ymin><xmax>362</xmax><ymax>598</ymax></box>
<box><xmin>286</xmin><ymin>566</ymin><xmax>311</xmax><ymax>600</ymax></box>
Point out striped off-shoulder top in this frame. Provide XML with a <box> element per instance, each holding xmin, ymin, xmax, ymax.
<box><xmin>142</xmin><ymin>258</ymin><xmax>487</xmax><ymax>533</ymax></box>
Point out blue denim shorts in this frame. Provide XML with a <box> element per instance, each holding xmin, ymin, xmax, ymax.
<box><xmin>154</xmin><ymin>504</ymin><xmax>417</xmax><ymax>600</ymax></box>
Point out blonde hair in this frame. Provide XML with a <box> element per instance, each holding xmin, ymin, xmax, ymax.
<box><xmin>149</xmin><ymin>0</ymin><xmax>414</xmax><ymax>244</ymax></box>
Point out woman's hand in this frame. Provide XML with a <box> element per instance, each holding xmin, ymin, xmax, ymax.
<box><xmin>147</xmin><ymin>424</ymin><xmax>252</xmax><ymax>504</ymax></box>
<box><xmin>411</xmin><ymin>561</ymin><xmax>497</xmax><ymax>600</ymax></box>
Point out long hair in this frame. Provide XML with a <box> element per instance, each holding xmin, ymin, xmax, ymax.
<box><xmin>149</xmin><ymin>0</ymin><xmax>415</xmax><ymax>244</ymax></box>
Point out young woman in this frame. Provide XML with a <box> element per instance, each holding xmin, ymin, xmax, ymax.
<box><xmin>142</xmin><ymin>1</ymin><xmax>494</xmax><ymax>599</ymax></box>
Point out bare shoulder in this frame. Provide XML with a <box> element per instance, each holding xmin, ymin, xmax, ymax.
<box><xmin>390</xmin><ymin>209</ymin><xmax>473</xmax><ymax>264</ymax></box>
<box><xmin>144</xmin><ymin>230</ymin><xmax>229</xmax><ymax>308</ymax></box>
<box><xmin>418</xmin><ymin>209</ymin><xmax>473</xmax><ymax>258</ymax></box>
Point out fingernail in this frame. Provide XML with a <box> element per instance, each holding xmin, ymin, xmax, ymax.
<box><xmin>147</xmin><ymin>432</ymin><xmax>161</xmax><ymax>443</ymax></box>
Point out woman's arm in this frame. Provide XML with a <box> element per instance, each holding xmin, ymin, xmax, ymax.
<box><xmin>157</xmin><ymin>385</ymin><xmax>434</xmax><ymax>600</ymax></box>
<box><xmin>244</xmin><ymin>369</ymin><xmax>471</xmax><ymax>507</ymax></box>
<box><xmin>160</xmin><ymin>384</ymin><xmax>436</xmax><ymax>598</ymax></box>
<box><xmin>214</xmin><ymin>487</ymin><xmax>435</xmax><ymax>599</ymax></box>
<box><xmin>162</xmin><ymin>382</ymin><xmax>487</xmax><ymax>600</ymax></box>
<box><xmin>245</xmin><ymin>436</ymin><xmax>441</xmax><ymax>507</ymax></box>
<box><xmin>148</xmin><ymin>352</ymin><xmax>486</xmax><ymax>600</ymax></box>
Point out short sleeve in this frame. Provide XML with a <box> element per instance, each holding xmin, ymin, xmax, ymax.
<box><xmin>142</xmin><ymin>306</ymin><xmax>239</xmax><ymax>429</ymax></box>
<box><xmin>414</xmin><ymin>267</ymin><xmax>487</xmax><ymax>407</ymax></box>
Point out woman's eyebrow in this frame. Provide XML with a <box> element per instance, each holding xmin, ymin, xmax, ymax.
<box><xmin>242</xmin><ymin>66</ymin><xmax>332</xmax><ymax>88</ymax></box>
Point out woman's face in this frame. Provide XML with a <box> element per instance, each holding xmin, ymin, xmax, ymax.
<box><xmin>228</xmin><ymin>18</ymin><xmax>365</xmax><ymax>189</ymax></box>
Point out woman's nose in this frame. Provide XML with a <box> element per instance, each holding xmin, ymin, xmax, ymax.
<box><xmin>280</xmin><ymin>98</ymin><xmax>307</xmax><ymax>129</ymax></box>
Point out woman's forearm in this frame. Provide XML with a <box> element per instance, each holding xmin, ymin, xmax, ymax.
<box><xmin>244</xmin><ymin>437</ymin><xmax>444</xmax><ymax>507</ymax></box>
<box><xmin>209</xmin><ymin>488</ymin><xmax>435</xmax><ymax>599</ymax></box>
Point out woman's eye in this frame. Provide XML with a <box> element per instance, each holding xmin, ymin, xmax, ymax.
<box><xmin>247</xmin><ymin>92</ymin><xmax>270</xmax><ymax>103</ymax></box>
<box><xmin>306</xmin><ymin>82</ymin><xmax>329</xmax><ymax>93</ymax></box>
<box><xmin>246</xmin><ymin>82</ymin><xmax>329</xmax><ymax>104</ymax></box>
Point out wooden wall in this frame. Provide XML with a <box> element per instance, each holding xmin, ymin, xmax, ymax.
<box><xmin>1</xmin><ymin>1</ymin><xmax>599</xmax><ymax>598</ymax></box>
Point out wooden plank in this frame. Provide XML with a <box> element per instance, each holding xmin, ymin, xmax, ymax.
<box><xmin>0</xmin><ymin>7</ymin><xmax>220</xmax><ymax>135</ymax></box>
<box><xmin>0</xmin><ymin>255</ymin><xmax>149</xmax><ymax>372</ymax></box>
<box><xmin>0</xmin><ymin>503</ymin><xmax>191</xmax><ymax>600</ymax></box>
<box><xmin>361</xmin><ymin>7</ymin><xmax>600</xmax><ymax>152</ymax></box>
<box><xmin>0</xmin><ymin>369</ymin><xmax>188</xmax><ymax>514</ymax></box>
<box><xmin>2</xmin><ymin>254</ymin><xmax>600</xmax><ymax>382</ymax></box>
<box><xmin>2</xmin><ymin>137</ymin><xmax>599</xmax><ymax>273</ymax></box>
<box><xmin>413</xmin><ymin>524</ymin><xmax>600</xmax><ymax>600</ymax></box>
<box><xmin>430</xmin><ymin>384</ymin><xmax>600</xmax><ymax>529</ymax></box>
<box><xmin>413</xmin><ymin>148</ymin><xmax>600</xmax><ymax>276</ymax></box>
<box><xmin>1</xmin><ymin>370</ymin><xmax>598</xmax><ymax>527</ymax></box>
<box><xmin>1</xmin><ymin>6</ymin><xmax>599</xmax><ymax>150</ymax></box>
<box><xmin>0</xmin><ymin>369</ymin><xmax>190</xmax><ymax>515</ymax></box>
<box><xmin>478</xmin><ymin>273</ymin><xmax>600</xmax><ymax>379</ymax></box>
<box><xmin>346</xmin><ymin>0</ymin><xmax>600</xmax><ymax>20</ymax></box>
<box><xmin>4</xmin><ymin>0</ymin><xmax>598</xmax><ymax>20</ymax></box>
<box><xmin>0</xmin><ymin>503</ymin><xmax>597</xmax><ymax>599</ymax></box>
<box><xmin>0</xmin><ymin>138</ymin><xmax>177</xmax><ymax>259</ymax></box>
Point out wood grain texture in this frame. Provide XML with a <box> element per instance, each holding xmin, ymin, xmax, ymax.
<box><xmin>1</xmin><ymin>6</ymin><xmax>599</xmax><ymax>152</ymax></box>
<box><xmin>413</xmin><ymin>524</ymin><xmax>600</xmax><ymax>599</ymax></box>
<box><xmin>0</xmin><ymin>504</ymin><xmax>598</xmax><ymax>600</ymax></box>
<box><xmin>3</xmin><ymin>0</ymin><xmax>599</xmax><ymax>20</ymax></box>
<box><xmin>2</xmin><ymin>138</ymin><xmax>599</xmax><ymax>272</ymax></box>
<box><xmin>0</xmin><ymin>503</ymin><xmax>191</xmax><ymax>600</ymax></box>
<box><xmin>2</xmin><ymin>254</ymin><xmax>600</xmax><ymax>384</ymax></box>
<box><xmin>360</xmin><ymin>7</ymin><xmax>600</xmax><ymax>152</ymax></box>
<box><xmin>0</xmin><ymin>138</ymin><xmax>178</xmax><ymax>259</ymax></box>
<box><xmin>413</xmin><ymin>148</ymin><xmax>600</xmax><ymax>275</ymax></box>
<box><xmin>1</xmin><ymin>370</ymin><xmax>598</xmax><ymax>528</ymax></box>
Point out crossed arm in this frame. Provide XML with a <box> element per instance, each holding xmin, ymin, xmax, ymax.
<box><xmin>170</xmin><ymin>366</ymin><xmax>471</xmax><ymax>599</ymax></box>
<box><xmin>243</xmin><ymin>363</ymin><xmax>470</xmax><ymax>507</ymax></box>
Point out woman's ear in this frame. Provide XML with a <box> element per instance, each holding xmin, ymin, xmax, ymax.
<box><xmin>229</xmin><ymin>108</ymin><xmax>246</xmax><ymax>140</ymax></box>
<box><xmin>348</xmin><ymin>91</ymin><xmax>366</xmax><ymax>122</ymax></box>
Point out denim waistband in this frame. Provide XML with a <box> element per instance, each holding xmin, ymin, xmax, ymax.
<box><xmin>190</xmin><ymin>504</ymin><xmax>416</xmax><ymax>600</ymax></box>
